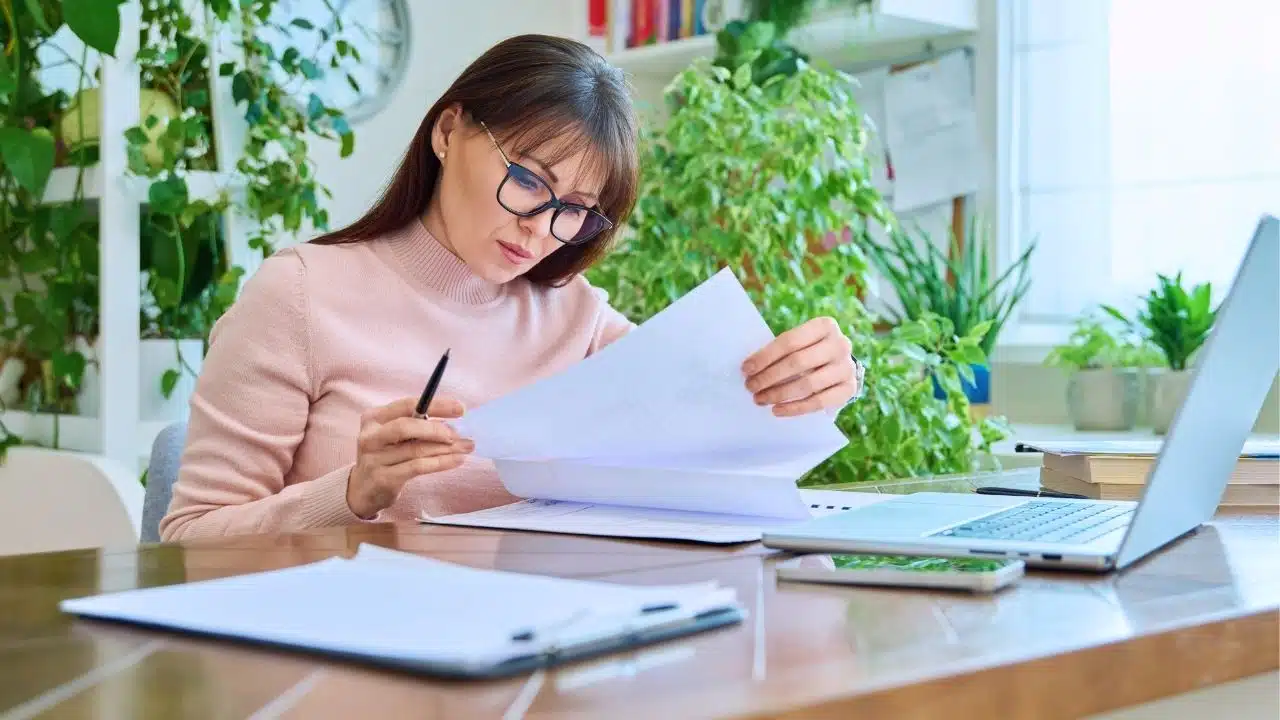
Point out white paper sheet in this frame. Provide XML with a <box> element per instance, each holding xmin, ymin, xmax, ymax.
<box><xmin>883</xmin><ymin>50</ymin><xmax>982</xmax><ymax>213</ymax></box>
<box><xmin>453</xmin><ymin>268</ymin><xmax>849</xmax><ymax>467</ymax></box>
<box><xmin>424</xmin><ymin>490</ymin><xmax>890</xmax><ymax>545</ymax></box>
<box><xmin>60</xmin><ymin>544</ymin><xmax>741</xmax><ymax>672</ymax></box>
<box><xmin>492</xmin><ymin>457</ymin><xmax>813</xmax><ymax>519</ymax></box>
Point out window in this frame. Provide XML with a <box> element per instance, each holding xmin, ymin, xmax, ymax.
<box><xmin>1002</xmin><ymin>0</ymin><xmax>1279</xmax><ymax>345</ymax></box>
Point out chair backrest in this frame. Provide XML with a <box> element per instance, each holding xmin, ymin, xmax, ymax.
<box><xmin>141</xmin><ymin>422</ymin><xmax>188</xmax><ymax>543</ymax></box>
<box><xmin>0</xmin><ymin>447</ymin><xmax>143</xmax><ymax>556</ymax></box>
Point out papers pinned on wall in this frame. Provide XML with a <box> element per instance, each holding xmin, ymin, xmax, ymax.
<box><xmin>846</xmin><ymin>49</ymin><xmax>982</xmax><ymax>214</ymax></box>
<box><xmin>881</xmin><ymin>49</ymin><xmax>983</xmax><ymax>213</ymax></box>
<box><xmin>850</xmin><ymin>66</ymin><xmax>893</xmax><ymax>198</ymax></box>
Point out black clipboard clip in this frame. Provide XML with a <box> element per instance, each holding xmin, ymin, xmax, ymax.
<box><xmin>494</xmin><ymin>604</ymin><xmax>744</xmax><ymax>676</ymax></box>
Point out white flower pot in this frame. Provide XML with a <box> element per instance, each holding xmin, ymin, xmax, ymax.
<box><xmin>77</xmin><ymin>338</ymin><xmax>203</xmax><ymax>425</ymax></box>
<box><xmin>1150</xmin><ymin>368</ymin><xmax>1194</xmax><ymax>435</ymax></box>
<box><xmin>1066</xmin><ymin>368</ymin><xmax>1141</xmax><ymax>431</ymax></box>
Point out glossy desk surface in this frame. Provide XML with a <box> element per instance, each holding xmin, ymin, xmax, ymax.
<box><xmin>2</xmin><ymin>472</ymin><xmax>1277</xmax><ymax>719</ymax></box>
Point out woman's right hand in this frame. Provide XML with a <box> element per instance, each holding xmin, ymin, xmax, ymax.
<box><xmin>345</xmin><ymin>396</ymin><xmax>474</xmax><ymax>518</ymax></box>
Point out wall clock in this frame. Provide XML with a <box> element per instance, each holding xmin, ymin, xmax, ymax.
<box><xmin>263</xmin><ymin>0</ymin><xmax>412</xmax><ymax>124</ymax></box>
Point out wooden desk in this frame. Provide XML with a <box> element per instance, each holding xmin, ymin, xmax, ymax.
<box><xmin>1</xmin><ymin>474</ymin><xmax>1277</xmax><ymax>719</ymax></box>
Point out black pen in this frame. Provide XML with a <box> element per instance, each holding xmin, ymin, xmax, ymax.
<box><xmin>974</xmin><ymin>486</ymin><xmax>1088</xmax><ymax>500</ymax></box>
<box><xmin>414</xmin><ymin>349</ymin><xmax>450</xmax><ymax>420</ymax></box>
<box><xmin>510</xmin><ymin>602</ymin><xmax>680</xmax><ymax>643</ymax></box>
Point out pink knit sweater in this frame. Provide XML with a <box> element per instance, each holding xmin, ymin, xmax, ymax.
<box><xmin>159</xmin><ymin>219</ymin><xmax>634</xmax><ymax>542</ymax></box>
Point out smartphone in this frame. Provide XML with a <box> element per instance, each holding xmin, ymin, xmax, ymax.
<box><xmin>775</xmin><ymin>553</ymin><xmax>1025</xmax><ymax>593</ymax></box>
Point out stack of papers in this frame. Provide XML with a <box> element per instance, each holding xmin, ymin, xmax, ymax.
<box><xmin>436</xmin><ymin>269</ymin><xmax>862</xmax><ymax>543</ymax></box>
<box><xmin>60</xmin><ymin>544</ymin><xmax>744</xmax><ymax>679</ymax></box>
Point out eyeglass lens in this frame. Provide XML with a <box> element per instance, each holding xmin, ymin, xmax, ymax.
<box><xmin>499</xmin><ymin>164</ymin><xmax>608</xmax><ymax>244</ymax></box>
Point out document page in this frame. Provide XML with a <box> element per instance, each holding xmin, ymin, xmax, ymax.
<box><xmin>492</xmin><ymin>456</ymin><xmax>813</xmax><ymax>519</ymax></box>
<box><xmin>424</xmin><ymin>490</ymin><xmax>891</xmax><ymax>545</ymax></box>
<box><xmin>453</xmin><ymin>268</ymin><xmax>849</xmax><ymax>467</ymax></box>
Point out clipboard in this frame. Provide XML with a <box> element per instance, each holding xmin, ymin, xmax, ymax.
<box><xmin>58</xmin><ymin>544</ymin><xmax>745</xmax><ymax>680</ymax></box>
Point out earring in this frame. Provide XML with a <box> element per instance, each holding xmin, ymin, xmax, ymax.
<box><xmin>438</xmin><ymin>151</ymin><xmax>445</xmax><ymax>160</ymax></box>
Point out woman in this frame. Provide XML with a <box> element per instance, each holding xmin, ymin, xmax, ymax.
<box><xmin>158</xmin><ymin>34</ymin><xmax>863</xmax><ymax>542</ymax></box>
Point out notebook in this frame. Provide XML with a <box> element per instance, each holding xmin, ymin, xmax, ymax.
<box><xmin>59</xmin><ymin>544</ymin><xmax>744</xmax><ymax>680</ymax></box>
<box><xmin>1014</xmin><ymin>438</ymin><xmax>1280</xmax><ymax>458</ymax></box>
<box><xmin>431</xmin><ymin>268</ymin><xmax>863</xmax><ymax>544</ymax></box>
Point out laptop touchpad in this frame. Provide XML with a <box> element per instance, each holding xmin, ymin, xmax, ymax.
<box><xmin>835</xmin><ymin>499</ymin><xmax>1005</xmax><ymax>538</ymax></box>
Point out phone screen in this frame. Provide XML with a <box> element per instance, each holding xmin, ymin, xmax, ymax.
<box><xmin>828</xmin><ymin>554</ymin><xmax>1019</xmax><ymax>573</ymax></box>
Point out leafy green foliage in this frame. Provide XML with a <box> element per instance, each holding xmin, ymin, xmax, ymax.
<box><xmin>0</xmin><ymin>0</ymin><xmax>353</xmax><ymax>458</ymax></box>
<box><xmin>0</xmin><ymin>126</ymin><xmax>55</xmax><ymax>195</ymax></box>
<box><xmin>62</xmin><ymin>0</ymin><xmax>122</xmax><ymax>57</ymax></box>
<box><xmin>124</xmin><ymin>1</ymin><xmax>354</xmax><ymax>389</ymax></box>
<box><xmin>587</xmin><ymin>51</ymin><xmax>1010</xmax><ymax>486</ymax></box>
<box><xmin>1044</xmin><ymin>312</ymin><xmax>1162</xmax><ymax>372</ymax></box>
<box><xmin>865</xmin><ymin>215</ymin><xmax>1034</xmax><ymax>357</ymax></box>
<box><xmin>0</xmin><ymin>0</ymin><xmax>104</xmax><ymax>434</ymax></box>
<box><xmin>227</xmin><ymin>0</ymin><xmax>355</xmax><ymax>256</ymax></box>
<box><xmin>715</xmin><ymin>0</ymin><xmax>872</xmax><ymax>87</ymax></box>
<box><xmin>1103</xmin><ymin>273</ymin><xmax>1216</xmax><ymax>371</ymax></box>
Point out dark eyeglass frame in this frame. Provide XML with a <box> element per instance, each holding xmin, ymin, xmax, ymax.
<box><xmin>478</xmin><ymin>120</ymin><xmax>613</xmax><ymax>246</ymax></box>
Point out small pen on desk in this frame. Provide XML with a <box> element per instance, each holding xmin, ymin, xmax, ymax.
<box><xmin>975</xmin><ymin>486</ymin><xmax>1088</xmax><ymax>500</ymax></box>
<box><xmin>414</xmin><ymin>349</ymin><xmax>450</xmax><ymax>420</ymax></box>
<box><xmin>510</xmin><ymin>602</ymin><xmax>680</xmax><ymax>643</ymax></box>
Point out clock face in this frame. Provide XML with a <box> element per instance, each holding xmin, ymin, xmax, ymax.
<box><xmin>262</xmin><ymin>0</ymin><xmax>412</xmax><ymax>124</ymax></box>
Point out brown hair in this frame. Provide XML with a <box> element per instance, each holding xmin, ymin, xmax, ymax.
<box><xmin>311</xmin><ymin>34</ymin><xmax>638</xmax><ymax>287</ymax></box>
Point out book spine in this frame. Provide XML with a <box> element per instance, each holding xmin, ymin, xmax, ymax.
<box><xmin>586</xmin><ymin>0</ymin><xmax>609</xmax><ymax>54</ymax></box>
<box><xmin>601</xmin><ymin>0</ymin><xmax>723</xmax><ymax>53</ymax></box>
<box><xmin>611</xmin><ymin>0</ymin><xmax>630</xmax><ymax>52</ymax></box>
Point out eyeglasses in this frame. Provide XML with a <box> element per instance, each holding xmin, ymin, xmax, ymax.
<box><xmin>479</xmin><ymin>121</ymin><xmax>613</xmax><ymax>246</ymax></box>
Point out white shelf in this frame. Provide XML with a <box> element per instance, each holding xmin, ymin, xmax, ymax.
<box><xmin>606</xmin><ymin>0</ymin><xmax>977</xmax><ymax>79</ymax></box>
<box><xmin>2</xmin><ymin>410</ymin><xmax>169</xmax><ymax>473</ymax></box>
<box><xmin>41</xmin><ymin>165</ymin><xmax>244</xmax><ymax>205</ymax></box>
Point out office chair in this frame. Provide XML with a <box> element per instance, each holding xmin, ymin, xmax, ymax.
<box><xmin>141</xmin><ymin>422</ymin><xmax>187</xmax><ymax>543</ymax></box>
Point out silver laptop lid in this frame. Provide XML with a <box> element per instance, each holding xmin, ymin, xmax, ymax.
<box><xmin>1115</xmin><ymin>214</ymin><xmax>1280</xmax><ymax>569</ymax></box>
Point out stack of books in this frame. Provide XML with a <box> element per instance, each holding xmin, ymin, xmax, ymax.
<box><xmin>1017</xmin><ymin>439</ymin><xmax>1279</xmax><ymax>507</ymax></box>
<box><xmin>585</xmin><ymin>0</ymin><xmax>733</xmax><ymax>54</ymax></box>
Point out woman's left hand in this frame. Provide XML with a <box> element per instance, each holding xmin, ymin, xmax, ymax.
<box><xmin>741</xmin><ymin>317</ymin><xmax>863</xmax><ymax>417</ymax></box>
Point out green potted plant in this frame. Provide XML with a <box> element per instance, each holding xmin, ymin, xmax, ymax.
<box><xmin>0</xmin><ymin>0</ymin><xmax>355</xmax><ymax>461</ymax></box>
<box><xmin>0</xmin><ymin>0</ymin><xmax>106</xmax><ymax>455</ymax></box>
<box><xmin>588</xmin><ymin>37</ymin><xmax>1011</xmax><ymax>486</ymax></box>
<box><xmin>1104</xmin><ymin>273</ymin><xmax>1216</xmax><ymax>434</ymax></box>
<box><xmin>863</xmin><ymin>215</ymin><xmax>1035</xmax><ymax>413</ymax></box>
<box><xmin>1044</xmin><ymin>313</ymin><xmax>1162</xmax><ymax>431</ymax></box>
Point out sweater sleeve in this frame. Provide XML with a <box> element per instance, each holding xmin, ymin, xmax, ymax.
<box><xmin>586</xmin><ymin>286</ymin><xmax>636</xmax><ymax>355</ymax></box>
<box><xmin>158</xmin><ymin>249</ymin><xmax>365</xmax><ymax>542</ymax></box>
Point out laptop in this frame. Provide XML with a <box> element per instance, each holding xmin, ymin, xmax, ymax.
<box><xmin>762</xmin><ymin>214</ymin><xmax>1280</xmax><ymax>571</ymax></box>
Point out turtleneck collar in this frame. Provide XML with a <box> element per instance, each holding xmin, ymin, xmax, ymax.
<box><xmin>377</xmin><ymin>218</ymin><xmax>505</xmax><ymax>305</ymax></box>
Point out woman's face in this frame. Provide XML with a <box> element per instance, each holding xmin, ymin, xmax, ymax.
<box><xmin>428</xmin><ymin>106</ymin><xmax>607</xmax><ymax>285</ymax></box>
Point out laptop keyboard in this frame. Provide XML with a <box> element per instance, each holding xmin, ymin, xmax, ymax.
<box><xmin>932</xmin><ymin>501</ymin><xmax>1134</xmax><ymax>544</ymax></box>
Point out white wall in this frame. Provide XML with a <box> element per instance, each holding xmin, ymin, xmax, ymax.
<box><xmin>307</xmin><ymin>1</ymin><xmax>582</xmax><ymax>232</ymax></box>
